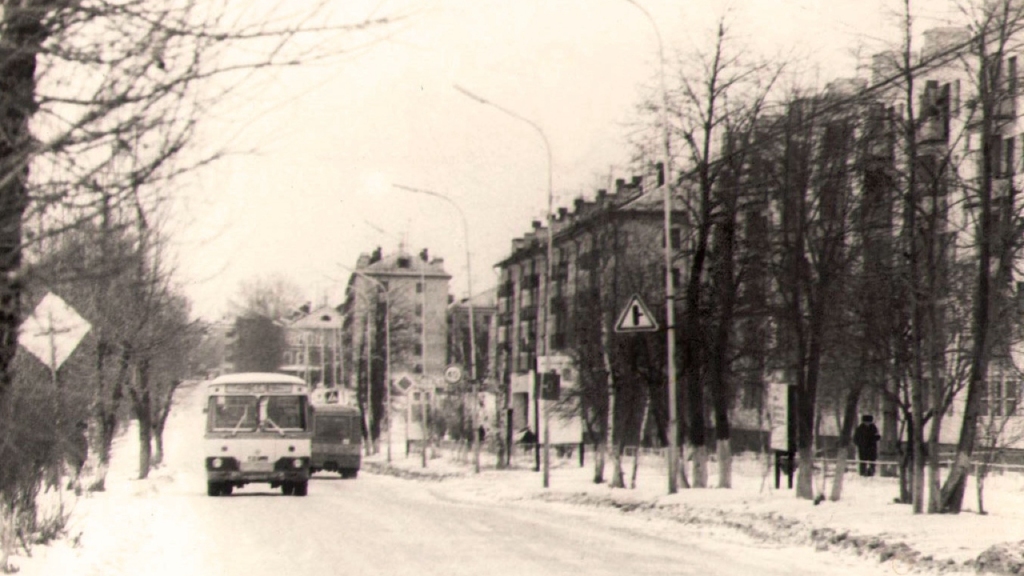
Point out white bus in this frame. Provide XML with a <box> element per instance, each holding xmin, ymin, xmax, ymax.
<box><xmin>204</xmin><ymin>373</ymin><xmax>312</xmax><ymax>496</ymax></box>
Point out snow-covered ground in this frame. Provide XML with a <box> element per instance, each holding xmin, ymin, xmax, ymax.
<box><xmin>8</xmin><ymin>382</ymin><xmax>1023</xmax><ymax>575</ymax></box>
<box><xmin>366</xmin><ymin>437</ymin><xmax>1024</xmax><ymax>574</ymax></box>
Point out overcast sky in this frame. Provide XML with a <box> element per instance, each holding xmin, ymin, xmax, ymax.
<box><xmin>169</xmin><ymin>0</ymin><xmax>963</xmax><ymax>320</ymax></box>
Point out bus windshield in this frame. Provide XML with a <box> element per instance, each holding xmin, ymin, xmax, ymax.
<box><xmin>209</xmin><ymin>395</ymin><xmax>308</xmax><ymax>433</ymax></box>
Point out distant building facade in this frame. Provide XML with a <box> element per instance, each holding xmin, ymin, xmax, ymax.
<box><xmin>341</xmin><ymin>247</ymin><xmax>451</xmax><ymax>392</ymax></box>
<box><xmin>282</xmin><ymin>304</ymin><xmax>344</xmax><ymax>387</ymax></box>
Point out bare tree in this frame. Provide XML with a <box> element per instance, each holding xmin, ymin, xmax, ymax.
<box><xmin>941</xmin><ymin>0</ymin><xmax>1024</xmax><ymax>513</ymax></box>
<box><xmin>230</xmin><ymin>274</ymin><xmax>307</xmax><ymax>322</ymax></box>
<box><xmin>0</xmin><ymin>0</ymin><xmax>397</xmax><ymax>561</ymax></box>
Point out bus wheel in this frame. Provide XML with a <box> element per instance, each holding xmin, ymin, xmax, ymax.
<box><xmin>281</xmin><ymin>482</ymin><xmax>294</xmax><ymax>496</ymax></box>
<box><xmin>293</xmin><ymin>481</ymin><xmax>308</xmax><ymax>497</ymax></box>
<box><xmin>342</xmin><ymin>470</ymin><xmax>358</xmax><ymax>479</ymax></box>
<box><xmin>222</xmin><ymin>483</ymin><xmax>234</xmax><ymax>496</ymax></box>
<box><xmin>207</xmin><ymin>482</ymin><xmax>222</xmax><ymax>497</ymax></box>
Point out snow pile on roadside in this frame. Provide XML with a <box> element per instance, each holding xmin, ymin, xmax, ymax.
<box><xmin>366</xmin><ymin>446</ymin><xmax>1024</xmax><ymax>575</ymax></box>
<box><xmin>8</xmin><ymin>386</ymin><xmax>196</xmax><ymax>576</ymax></box>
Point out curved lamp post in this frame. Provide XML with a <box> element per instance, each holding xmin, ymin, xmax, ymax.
<box><xmin>392</xmin><ymin>183</ymin><xmax>481</xmax><ymax>473</ymax></box>
<box><xmin>454</xmin><ymin>84</ymin><xmax>555</xmax><ymax>488</ymax></box>
<box><xmin>622</xmin><ymin>0</ymin><xmax>680</xmax><ymax>495</ymax></box>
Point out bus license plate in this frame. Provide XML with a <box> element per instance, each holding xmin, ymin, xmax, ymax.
<box><xmin>241</xmin><ymin>458</ymin><xmax>272</xmax><ymax>472</ymax></box>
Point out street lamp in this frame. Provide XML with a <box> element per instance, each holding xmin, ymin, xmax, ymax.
<box><xmin>455</xmin><ymin>84</ymin><xmax>555</xmax><ymax>488</ymax></box>
<box><xmin>392</xmin><ymin>183</ymin><xmax>481</xmax><ymax>473</ymax></box>
<box><xmin>363</xmin><ymin>220</ymin><xmax>429</xmax><ymax>468</ymax></box>
<box><xmin>339</xmin><ymin>263</ymin><xmax>393</xmax><ymax>463</ymax></box>
<box><xmin>622</xmin><ymin>0</ymin><xmax>680</xmax><ymax>495</ymax></box>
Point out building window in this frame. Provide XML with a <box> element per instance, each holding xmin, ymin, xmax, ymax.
<box><xmin>416</xmin><ymin>282</ymin><xmax>423</xmax><ymax>294</ymax></box>
<box><xmin>415</xmin><ymin>303</ymin><xmax>423</xmax><ymax>316</ymax></box>
<box><xmin>1009</xmin><ymin>56</ymin><xmax>1018</xmax><ymax>96</ymax></box>
<box><xmin>414</xmin><ymin>343</ymin><xmax>423</xmax><ymax>355</ymax></box>
<box><xmin>414</xmin><ymin>363</ymin><xmax>423</xmax><ymax>374</ymax></box>
<box><xmin>984</xmin><ymin>378</ymin><xmax>1019</xmax><ymax>416</ymax></box>
<box><xmin>952</xmin><ymin>79</ymin><xmax>961</xmax><ymax>117</ymax></box>
<box><xmin>1006</xmin><ymin>136</ymin><xmax>1016</xmax><ymax>177</ymax></box>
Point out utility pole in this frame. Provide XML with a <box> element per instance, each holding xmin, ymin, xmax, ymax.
<box><xmin>624</xmin><ymin>0</ymin><xmax>679</xmax><ymax>494</ymax></box>
<box><xmin>452</xmin><ymin>87</ymin><xmax>552</xmax><ymax>487</ymax></box>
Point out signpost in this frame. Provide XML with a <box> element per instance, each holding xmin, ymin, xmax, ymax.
<box><xmin>614</xmin><ymin>294</ymin><xmax>658</xmax><ymax>333</ymax></box>
<box><xmin>19</xmin><ymin>292</ymin><xmax>91</xmax><ymax>378</ymax></box>
<box><xmin>768</xmin><ymin>375</ymin><xmax>795</xmax><ymax>489</ymax></box>
<box><xmin>443</xmin><ymin>364</ymin><xmax>463</xmax><ymax>385</ymax></box>
<box><xmin>19</xmin><ymin>292</ymin><xmax>91</xmax><ymax>498</ymax></box>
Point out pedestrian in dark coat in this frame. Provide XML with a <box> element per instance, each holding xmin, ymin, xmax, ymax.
<box><xmin>853</xmin><ymin>414</ymin><xmax>880</xmax><ymax>477</ymax></box>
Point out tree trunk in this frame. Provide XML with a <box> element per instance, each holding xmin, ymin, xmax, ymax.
<box><xmin>151</xmin><ymin>380</ymin><xmax>179</xmax><ymax>468</ymax></box>
<box><xmin>631</xmin><ymin>393</ymin><xmax>650</xmax><ymax>489</ymax></box>
<box><xmin>131</xmin><ymin>361</ymin><xmax>154</xmax><ymax>480</ymax></box>
<box><xmin>136</xmin><ymin>407</ymin><xmax>153</xmax><ymax>480</ymax></box>
<box><xmin>602</xmin><ymin>315</ymin><xmax>623</xmax><ymax>488</ymax></box>
<box><xmin>795</xmin><ymin>318</ymin><xmax>824</xmax><ymax>500</ymax></box>
<box><xmin>716</xmin><ymin>439</ymin><xmax>732</xmax><ymax>489</ymax></box>
<box><xmin>91</xmin><ymin>345</ymin><xmax>130</xmax><ymax>492</ymax></box>
<box><xmin>911</xmin><ymin>373</ymin><xmax>926</xmax><ymax>513</ymax></box>
<box><xmin>976</xmin><ymin>461</ymin><xmax>988</xmax><ymax>515</ymax></box>
<box><xmin>830</xmin><ymin>385</ymin><xmax>862</xmax><ymax>502</ymax></box>
<box><xmin>0</xmin><ymin>1</ymin><xmax>47</xmax><ymax>414</ymax></box>
<box><xmin>592</xmin><ymin>440</ymin><xmax>605</xmax><ymax>484</ymax></box>
<box><xmin>941</xmin><ymin>38</ymin><xmax>996</xmax><ymax>514</ymax></box>
<box><xmin>683</xmin><ymin>210</ymin><xmax>711</xmax><ymax>489</ymax></box>
<box><xmin>152</xmin><ymin>427</ymin><xmax>165</xmax><ymax>468</ymax></box>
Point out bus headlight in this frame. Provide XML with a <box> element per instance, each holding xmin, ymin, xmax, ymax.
<box><xmin>212</xmin><ymin>458</ymin><xmax>223</xmax><ymax>469</ymax></box>
<box><xmin>292</xmin><ymin>458</ymin><xmax>304</xmax><ymax>469</ymax></box>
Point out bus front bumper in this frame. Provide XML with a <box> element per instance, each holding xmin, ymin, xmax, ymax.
<box><xmin>206</xmin><ymin>457</ymin><xmax>310</xmax><ymax>483</ymax></box>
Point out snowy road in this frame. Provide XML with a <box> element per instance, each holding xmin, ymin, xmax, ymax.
<box><xmin>28</xmin><ymin>383</ymin><xmax>892</xmax><ymax>576</ymax></box>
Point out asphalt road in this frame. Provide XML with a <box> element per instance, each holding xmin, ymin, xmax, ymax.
<box><xmin>49</xmin><ymin>383</ymin><xmax>883</xmax><ymax>576</ymax></box>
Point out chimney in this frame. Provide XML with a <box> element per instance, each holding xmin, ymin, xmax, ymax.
<box><xmin>596</xmin><ymin>189</ymin><xmax>607</xmax><ymax>206</ymax></box>
<box><xmin>615</xmin><ymin>178</ymin><xmax>626</xmax><ymax>193</ymax></box>
<box><xmin>558</xmin><ymin>207</ymin><xmax>568</xmax><ymax>220</ymax></box>
<box><xmin>631</xmin><ymin>176</ymin><xmax>643</xmax><ymax>187</ymax></box>
<box><xmin>574</xmin><ymin>197</ymin><xmax>585</xmax><ymax>213</ymax></box>
<box><xmin>420</xmin><ymin>248</ymin><xmax>429</xmax><ymax>262</ymax></box>
<box><xmin>532</xmin><ymin>220</ymin><xmax>542</xmax><ymax>230</ymax></box>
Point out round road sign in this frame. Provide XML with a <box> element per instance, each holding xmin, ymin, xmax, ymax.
<box><xmin>443</xmin><ymin>364</ymin><xmax>463</xmax><ymax>384</ymax></box>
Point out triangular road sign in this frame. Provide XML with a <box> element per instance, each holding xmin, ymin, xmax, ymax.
<box><xmin>615</xmin><ymin>294</ymin><xmax>658</xmax><ymax>333</ymax></box>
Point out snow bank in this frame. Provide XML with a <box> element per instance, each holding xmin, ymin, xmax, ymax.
<box><xmin>366</xmin><ymin>444</ymin><xmax>1024</xmax><ymax>575</ymax></box>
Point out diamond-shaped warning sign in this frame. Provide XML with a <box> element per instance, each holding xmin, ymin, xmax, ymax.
<box><xmin>19</xmin><ymin>292</ymin><xmax>91</xmax><ymax>371</ymax></box>
<box><xmin>615</xmin><ymin>294</ymin><xmax>658</xmax><ymax>333</ymax></box>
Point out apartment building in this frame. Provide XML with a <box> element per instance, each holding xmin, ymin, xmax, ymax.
<box><xmin>494</xmin><ymin>175</ymin><xmax>685</xmax><ymax>443</ymax></box>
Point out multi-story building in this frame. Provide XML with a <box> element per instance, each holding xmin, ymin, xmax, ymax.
<box><xmin>341</xmin><ymin>247</ymin><xmax>451</xmax><ymax>391</ymax></box>
<box><xmin>871</xmin><ymin>25</ymin><xmax>1024</xmax><ymax>448</ymax></box>
<box><xmin>494</xmin><ymin>175</ymin><xmax>685</xmax><ymax>444</ymax></box>
<box><xmin>282</xmin><ymin>304</ymin><xmax>344</xmax><ymax>387</ymax></box>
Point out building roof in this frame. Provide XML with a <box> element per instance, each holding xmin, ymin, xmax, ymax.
<box><xmin>449</xmin><ymin>285</ymin><xmax>498</xmax><ymax>312</ymax></box>
<box><xmin>360</xmin><ymin>250</ymin><xmax>451</xmax><ymax>280</ymax></box>
<box><xmin>208</xmin><ymin>372</ymin><xmax>306</xmax><ymax>385</ymax></box>
<box><xmin>288</xmin><ymin>305</ymin><xmax>343</xmax><ymax>329</ymax></box>
<box><xmin>496</xmin><ymin>175</ymin><xmax>685</xmax><ymax>268</ymax></box>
